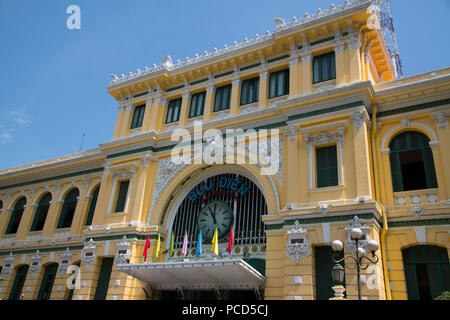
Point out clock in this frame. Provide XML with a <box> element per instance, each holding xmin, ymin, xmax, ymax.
<box><xmin>198</xmin><ymin>200</ymin><xmax>234</xmax><ymax>240</ymax></box>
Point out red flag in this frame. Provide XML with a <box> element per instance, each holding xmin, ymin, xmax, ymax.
<box><xmin>143</xmin><ymin>235</ymin><xmax>150</xmax><ymax>261</ymax></box>
<box><xmin>227</xmin><ymin>227</ymin><xmax>234</xmax><ymax>255</ymax></box>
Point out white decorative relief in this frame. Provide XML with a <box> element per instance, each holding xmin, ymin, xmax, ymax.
<box><xmin>303</xmin><ymin>127</ymin><xmax>345</xmax><ymax>149</ymax></box>
<box><xmin>411</xmin><ymin>206</ymin><xmax>424</xmax><ymax>219</ymax></box>
<box><xmin>0</xmin><ymin>253</ymin><xmax>15</xmax><ymax>279</ymax></box>
<box><xmin>314</xmin><ymin>83</ymin><xmax>336</xmax><ymax>93</ymax></box>
<box><xmin>351</xmin><ymin>110</ymin><xmax>369</xmax><ymax>132</ymax></box>
<box><xmin>287</xmin><ymin>126</ymin><xmax>300</xmax><ymax>142</ymax></box>
<box><xmin>114</xmin><ymin>236</ymin><xmax>131</xmax><ymax>265</ymax></box>
<box><xmin>432</xmin><ymin>112</ymin><xmax>447</xmax><ymax>130</ymax></box>
<box><xmin>57</xmin><ymin>248</ymin><xmax>73</xmax><ymax>275</ymax></box>
<box><xmin>285</xmin><ymin>221</ymin><xmax>310</xmax><ymax>263</ymax></box>
<box><xmin>345</xmin><ymin>216</ymin><xmax>370</xmax><ymax>253</ymax></box>
<box><xmin>81</xmin><ymin>239</ymin><xmax>97</xmax><ymax>271</ymax></box>
<box><xmin>29</xmin><ymin>250</ymin><xmax>43</xmax><ymax>278</ymax></box>
<box><xmin>317</xmin><ymin>203</ymin><xmax>332</xmax><ymax>214</ymax></box>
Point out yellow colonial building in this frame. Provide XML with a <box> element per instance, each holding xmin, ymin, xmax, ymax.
<box><xmin>0</xmin><ymin>0</ymin><xmax>449</xmax><ymax>301</ymax></box>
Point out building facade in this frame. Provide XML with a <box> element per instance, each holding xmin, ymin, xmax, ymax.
<box><xmin>0</xmin><ymin>0</ymin><xmax>449</xmax><ymax>300</ymax></box>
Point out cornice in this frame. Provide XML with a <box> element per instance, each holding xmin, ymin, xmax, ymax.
<box><xmin>106</xmin><ymin>0</ymin><xmax>371</xmax><ymax>91</ymax></box>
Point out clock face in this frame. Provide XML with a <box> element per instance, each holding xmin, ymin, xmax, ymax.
<box><xmin>198</xmin><ymin>200</ymin><xmax>234</xmax><ymax>240</ymax></box>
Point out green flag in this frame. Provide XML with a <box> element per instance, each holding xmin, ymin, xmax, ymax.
<box><xmin>169</xmin><ymin>232</ymin><xmax>174</xmax><ymax>256</ymax></box>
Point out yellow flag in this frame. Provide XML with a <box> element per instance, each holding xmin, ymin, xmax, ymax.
<box><xmin>211</xmin><ymin>228</ymin><xmax>218</xmax><ymax>255</ymax></box>
<box><xmin>155</xmin><ymin>234</ymin><xmax>161</xmax><ymax>258</ymax></box>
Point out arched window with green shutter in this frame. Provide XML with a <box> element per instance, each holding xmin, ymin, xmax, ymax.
<box><xmin>56</xmin><ymin>188</ymin><xmax>79</xmax><ymax>229</ymax></box>
<box><xmin>30</xmin><ymin>193</ymin><xmax>52</xmax><ymax>232</ymax></box>
<box><xmin>85</xmin><ymin>186</ymin><xmax>100</xmax><ymax>226</ymax></box>
<box><xmin>389</xmin><ymin>131</ymin><xmax>438</xmax><ymax>192</ymax></box>
<box><xmin>402</xmin><ymin>245</ymin><xmax>450</xmax><ymax>300</ymax></box>
<box><xmin>37</xmin><ymin>263</ymin><xmax>59</xmax><ymax>300</ymax></box>
<box><xmin>5</xmin><ymin>197</ymin><xmax>26</xmax><ymax>235</ymax></box>
<box><xmin>8</xmin><ymin>265</ymin><xmax>29</xmax><ymax>300</ymax></box>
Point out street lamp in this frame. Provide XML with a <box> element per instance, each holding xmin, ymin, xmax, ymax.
<box><xmin>331</xmin><ymin>228</ymin><xmax>379</xmax><ymax>300</ymax></box>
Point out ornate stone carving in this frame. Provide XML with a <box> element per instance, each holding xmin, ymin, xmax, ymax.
<box><xmin>317</xmin><ymin>203</ymin><xmax>332</xmax><ymax>214</ymax></box>
<box><xmin>81</xmin><ymin>239</ymin><xmax>97</xmax><ymax>271</ymax></box>
<box><xmin>432</xmin><ymin>112</ymin><xmax>447</xmax><ymax>130</ymax></box>
<box><xmin>301</xmin><ymin>54</ymin><xmax>312</xmax><ymax>63</ymax></box>
<box><xmin>401</xmin><ymin>118</ymin><xmax>410</xmax><ymax>128</ymax></box>
<box><xmin>57</xmin><ymin>248</ymin><xmax>73</xmax><ymax>275</ymax></box>
<box><xmin>214</xmin><ymin>111</ymin><xmax>232</xmax><ymax>121</ymax></box>
<box><xmin>114</xmin><ymin>236</ymin><xmax>131</xmax><ymax>265</ymax></box>
<box><xmin>287</xmin><ymin>126</ymin><xmax>299</xmax><ymax>142</ymax></box>
<box><xmin>411</xmin><ymin>206</ymin><xmax>424</xmax><ymax>219</ymax></box>
<box><xmin>303</xmin><ymin>127</ymin><xmax>345</xmax><ymax>149</ymax></box>
<box><xmin>111</xmin><ymin>168</ymin><xmax>136</xmax><ymax>180</ymax></box>
<box><xmin>345</xmin><ymin>216</ymin><xmax>370</xmax><ymax>253</ymax></box>
<box><xmin>286</xmin><ymin>221</ymin><xmax>310</xmax><ymax>262</ymax></box>
<box><xmin>351</xmin><ymin>110</ymin><xmax>369</xmax><ymax>131</ymax></box>
<box><xmin>29</xmin><ymin>250</ymin><xmax>42</xmax><ymax>278</ymax></box>
<box><xmin>314</xmin><ymin>83</ymin><xmax>335</xmax><ymax>93</ymax></box>
<box><xmin>148</xmin><ymin>159</ymin><xmax>186</xmax><ymax>222</ymax></box>
<box><xmin>0</xmin><ymin>252</ymin><xmax>15</xmax><ymax>279</ymax></box>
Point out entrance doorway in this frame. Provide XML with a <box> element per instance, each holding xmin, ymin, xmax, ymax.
<box><xmin>159</xmin><ymin>289</ymin><xmax>259</xmax><ymax>300</ymax></box>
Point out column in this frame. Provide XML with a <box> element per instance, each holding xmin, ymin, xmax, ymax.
<box><xmin>347</xmin><ymin>37</ymin><xmax>362</xmax><ymax>83</ymax></box>
<box><xmin>203</xmin><ymin>82</ymin><xmax>215</xmax><ymax>120</ymax></box>
<box><xmin>15</xmin><ymin>204</ymin><xmax>34</xmax><ymax>240</ymax></box>
<box><xmin>285</xmin><ymin>126</ymin><xmax>300</xmax><ymax>206</ymax></box>
<box><xmin>351</xmin><ymin>110</ymin><xmax>373</xmax><ymax>198</ymax></box>
<box><xmin>300</xmin><ymin>52</ymin><xmax>312</xmax><ymax>94</ymax></box>
<box><xmin>119</xmin><ymin>104</ymin><xmax>134</xmax><ymax>137</ymax></box>
<box><xmin>230</xmin><ymin>76</ymin><xmax>240</xmax><ymax>114</ymax></box>
<box><xmin>258</xmin><ymin>66</ymin><xmax>269</xmax><ymax>108</ymax></box>
<box><xmin>148</xmin><ymin>95</ymin><xmax>166</xmax><ymax>132</ymax></box>
<box><xmin>141</xmin><ymin>95</ymin><xmax>154</xmax><ymax>132</ymax></box>
<box><xmin>178</xmin><ymin>89</ymin><xmax>191</xmax><ymax>127</ymax></box>
<box><xmin>432</xmin><ymin>113</ymin><xmax>450</xmax><ymax>199</ymax></box>
<box><xmin>334</xmin><ymin>43</ymin><xmax>346</xmax><ymax>85</ymax></box>
<box><xmin>289</xmin><ymin>56</ymin><xmax>300</xmax><ymax>97</ymax></box>
<box><xmin>112</xmin><ymin>104</ymin><xmax>125</xmax><ymax>139</ymax></box>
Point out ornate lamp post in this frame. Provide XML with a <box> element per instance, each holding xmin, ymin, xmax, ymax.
<box><xmin>331</xmin><ymin>226</ymin><xmax>380</xmax><ymax>300</ymax></box>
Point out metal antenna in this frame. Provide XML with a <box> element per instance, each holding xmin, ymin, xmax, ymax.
<box><xmin>78</xmin><ymin>133</ymin><xmax>85</xmax><ymax>152</ymax></box>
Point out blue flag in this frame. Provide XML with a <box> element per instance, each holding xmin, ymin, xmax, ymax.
<box><xmin>196</xmin><ymin>230</ymin><xmax>203</xmax><ymax>258</ymax></box>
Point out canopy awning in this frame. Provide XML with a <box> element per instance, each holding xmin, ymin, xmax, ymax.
<box><xmin>117</xmin><ymin>259</ymin><xmax>265</xmax><ymax>291</ymax></box>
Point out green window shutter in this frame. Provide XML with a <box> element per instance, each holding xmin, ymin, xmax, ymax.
<box><xmin>37</xmin><ymin>263</ymin><xmax>58</xmax><ymax>300</ymax></box>
<box><xmin>315</xmin><ymin>246</ymin><xmax>345</xmax><ymax>300</ymax></box>
<box><xmin>166</xmin><ymin>98</ymin><xmax>181</xmax><ymax>123</ymax></box>
<box><xmin>94</xmin><ymin>258</ymin><xmax>114</xmax><ymax>300</ymax></box>
<box><xmin>57</xmin><ymin>189</ymin><xmax>79</xmax><ymax>229</ymax></box>
<box><xmin>9</xmin><ymin>265</ymin><xmax>29</xmax><ymax>300</ymax></box>
<box><xmin>313</xmin><ymin>52</ymin><xmax>336</xmax><ymax>83</ymax></box>
<box><xmin>0</xmin><ymin>200</ymin><xmax>3</xmax><ymax>210</ymax></box>
<box><xmin>30</xmin><ymin>193</ymin><xmax>52</xmax><ymax>231</ymax></box>
<box><xmin>268</xmin><ymin>69</ymin><xmax>289</xmax><ymax>99</ymax></box>
<box><xmin>130</xmin><ymin>105</ymin><xmax>146</xmax><ymax>129</ymax></box>
<box><xmin>214</xmin><ymin>85</ymin><xmax>231</xmax><ymax>112</ymax></box>
<box><xmin>85</xmin><ymin>186</ymin><xmax>100</xmax><ymax>226</ymax></box>
<box><xmin>389</xmin><ymin>131</ymin><xmax>438</xmax><ymax>192</ymax></box>
<box><xmin>402</xmin><ymin>245</ymin><xmax>450</xmax><ymax>300</ymax></box>
<box><xmin>5</xmin><ymin>197</ymin><xmax>26</xmax><ymax>235</ymax></box>
<box><xmin>316</xmin><ymin>145</ymin><xmax>338</xmax><ymax>188</ymax></box>
<box><xmin>114</xmin><ymin>180</ymin><xmax>129</xmax><ymax>213</ymax></box>
<box><xmin>189</xmin><ymin>92</ymin><xmax>206</xmax><ymax>118</ymax></box>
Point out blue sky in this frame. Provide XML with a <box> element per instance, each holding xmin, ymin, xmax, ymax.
<box><xmin>0</xmin><ymin>0</ymin><xmax>449</xmax><ymax>170</ymax></box>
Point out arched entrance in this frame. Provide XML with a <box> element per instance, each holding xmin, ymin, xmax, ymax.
<box><xmin>402</xmin><ymin>245</ymin><xmax>450</xmax><ymax>300</ymax></box>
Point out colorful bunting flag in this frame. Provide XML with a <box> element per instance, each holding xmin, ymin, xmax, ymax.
<box><xmin>155</xmin><ymin>234</ymin><xmax>161</xmax><ymax>259</ymax></box>
<box><xmin>169</xmin><ymin>232</ymin><xmax>174</xmax><ymax>257</ymax></box>
<box><xmin>143</xmin><ymin>235</ymin><xmax>150</xmax><ymax>262</ymax></box>
<box><xmin>181</xmin><ymin>231</ymin><xmax>188</xmax><ymax>257</ymax></box>
<box><xmin>196</xmin><ymin>230</ymin><xmax>203</xmax><ymax>258</ymax></box>
<box><xmin>227</xmin><ymin>226</ymin><xmax>234</xmax><ymax>255</ymax></box>
<box><xmin>211</xmin><ymin>228</ymin><xmax>218</xmax><ymax>255</ymax></box>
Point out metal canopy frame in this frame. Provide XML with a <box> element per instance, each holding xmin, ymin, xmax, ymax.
<box><xmin>117</xmin><ymin>259</ymin><xmax>265</xmax><ymax>293</ymax></box>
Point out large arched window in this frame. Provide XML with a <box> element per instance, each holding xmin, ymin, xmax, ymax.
<box><xmin>402</xmin><ymin>245</ymin><xmax>450</xmax><ymax>300</ymax></box>
<box><xmin>85</xmin><ymin>185</ymin><xmax>100</xmax><ymax>226</ymax></box>
<box><xmin>30</xmin><ymin>193</ymin><xmax>52</xmax><ymax>232</ymax></box>
<box><xmin>56</xmin><ymin>189</ymin><xmax>79</xmax><ymax>229</ymax></box>
<box><xmin>37</xmin><ymin>263</ymin><xmax>58</xmax><ymax>300</ymax></box>
<box><xmin>5</xmin><ymin>197</ymin><xmax>26</xmax><ymax>235</ymax></box>
<box><xmin>8</xmin><ymin>265</ymin><xmax>29</xmax><ymax>300</ymax></box>
<box><xmin>389</xmin><ymin>131</ymin><xmax>438</xmax><ymax>192</ymax></box>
